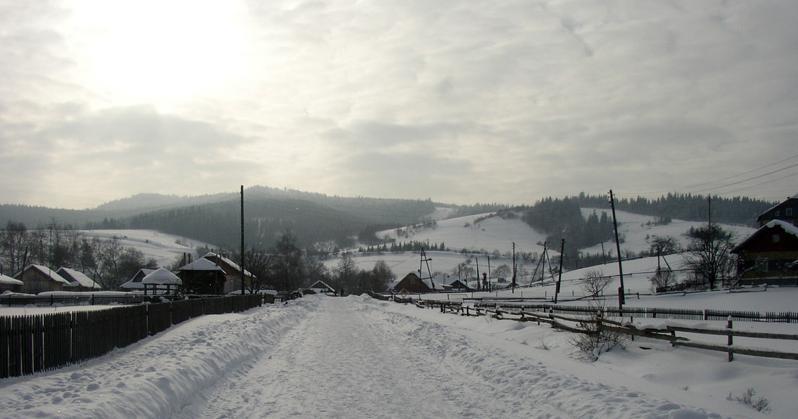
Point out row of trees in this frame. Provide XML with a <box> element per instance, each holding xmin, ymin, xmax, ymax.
<box><xmin>0</xmin><ymin>221</ymin><xmax>157</xmax><ymax>289</ymax></box>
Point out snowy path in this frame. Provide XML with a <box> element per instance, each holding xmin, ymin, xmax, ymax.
<box><xmin>176</xmin><ymin>297</ymin><xmax>733</xmax><ymax>419</ymax></box>
<box><xmin>0</xmin><ymin>296</ymin><xmax>753</xmax><ymax>418</ymax></box>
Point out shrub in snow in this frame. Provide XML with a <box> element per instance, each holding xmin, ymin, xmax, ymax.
<box><xmin>569</xmin><ymin>307</ymin><xmax>625</xmax><ymax>361</ymax></box>
<box><xmin>582</xmin><ymin>270</ymin><xmax>610</xmax><ymax>298</ymax></box>
<box><xmin>727</xmin><ymin>388</ymin><xmax>771</xmax><ymax>414</ymax></box>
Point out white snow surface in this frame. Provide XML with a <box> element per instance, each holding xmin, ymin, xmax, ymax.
<box><xmin>80</xmin><ymin>230</ymin><xmax>212</xmax><ymax>267</ymax></box>
<box><xmin>377</xmin><ymin>212</ymin><xmax>548</xmax><ymax>254</ymax></box>
<box><xmin>0</xmin><ymin>296</ymin><xmax>780</xmax><ymax>418</ymax></box>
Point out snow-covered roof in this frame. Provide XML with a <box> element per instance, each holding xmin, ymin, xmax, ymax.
<box><xmin>308</xmin><ymin>279</ymin><xmax>335</xmax><ymax>292</ymax></box>
<box><xmin>26</xmin><ymin>265</ymin><xmax>70</xmax><ymax>284</ymax></box>
<box><xmin>120</xmin><ymin>268</ymin><xmax>157</xmax><ymax>289</ymax></box>
<box><xmin>140</xmin><ymin>268</ymin><xmax>182</xmax><ymax>285</ymax></box>
<box><xmin>733</xmin><ymin>219</ymin><xmax>798</xmax><ymax>252</ymax></box>
<box><xmin>0</xmin><ymin>274</ymin><xmax>23</xmax><ymax>286</ymax></box>
<box><xmin>204</xmin><ymin>252</ymin><xmax>254</xmax><ymax>278</ymax></box>
<box><xmin>177</xmin><ymin>257</ymin><xmax>225</xmax><ymax>272</ymax></box>
<box><xmin>56</xmin><ymin>267</ymin><xmax>102</xmax><ymax>289</ymax></box>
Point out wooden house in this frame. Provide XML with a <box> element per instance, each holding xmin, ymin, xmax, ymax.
<box><xmin>391</xmin><ymin>272</ymin><xmax>432</xmax><ymax>293</ymax></box>
<box><xmin>56</xmin><ymin>267</ymin><xmax>102</xmax><ymax>291</ymax></box>
<box><xmin>16</xmin><ymin>265</ymin><xmax>70</xmax><ymax>294</ymax></box>
<box><xmin>731</xmin><ymin>220</ymin><xmax>798</xmax><ymax>286</ymax></box>
<box><xmin>756</xmin><ymin>197</ymin><xmax>798</xmax><ymax>227</ymax></box>
<box><xmin>201</xmin><ymin>252</ymin><xmax>256</xmax><ymax>294</ymax></box>
<box><xmin>176</xmin><ymin>257</ymin><xmax>227</xmax><ymax>294</ymax></box>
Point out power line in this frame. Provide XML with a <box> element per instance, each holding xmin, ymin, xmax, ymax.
<box><xmin>682</xmin><ymin>152</ymin><xmax>798</xmax><ymax>189</ymax></box>
<box><xmin>713</xmin><ymin>170</ymin><xmax>798</xmax><ymax>197</ymax></box>
<box><xmin>616</xmin><ymin>153</ymin><xmax>798</xmax><ymax>198</ymax></box>
<box><xmin>688</xmin><ymin>162</ymin><xmax>798</xmax><ymax>194</ymax></box>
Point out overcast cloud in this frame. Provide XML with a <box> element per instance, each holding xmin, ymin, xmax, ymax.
<box><xmin>1</xmin><ymin>0</ymin><xmax>797</xmax><ymax>208</ymax></box>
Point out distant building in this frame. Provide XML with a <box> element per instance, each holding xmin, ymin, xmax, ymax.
<box><xmin>201</xmin><ymin>252</ymin><xmax>256</xmax><ymax>294</ymax></box>
<box><xmin>0</xmin><ymin>274</ymin><xmax>23</xmax><ymax>293</ymax></box>
<box><xmin>120</xmin><ymin>268</ymin><xmax>157</xmax><ymax>290</ymax></box>
<box><xmin>757</xmin><ymin>196</ymin><xmax>798</xmax><ymax>227</ymax></box>
<box><xmin>176</xmin><ymin>257</ymin><xmax>227</xmax><ymax>294</ymax></box>
<box><xmin>176</xmin><ymin>252</ymin><xmax>256</xmax><ymax>294</ymax></box>
<box><xmin>140</xmin><ymin>267</ymin><xmax>182</xmax><ymax>295</ymax></box>
<box><xmin>732</xmin><ymin>220</ymin><xmax>798</xmax><ymax>286</ymax></box>
<box><xmin>56</xmin><ymin>267</ymin><xmax>102</xmax><ymax>291</ymax></box>
<box><xmin>391</xmin><ymin>272</ymin><xmax>432</xmax><ymax>293</ymax></box>
<box><xmin>16</xmin><ymin>265</ymin><xmax>70</xmax><ymax>294</ymax></box>
<box><xmin>307</xmin><ymin>279</ymin><xmax>336</xmax><ymax>295</ymax></box>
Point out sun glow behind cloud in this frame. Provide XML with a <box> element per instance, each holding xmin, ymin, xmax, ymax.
<box><xmin>66</xmin><ymin>0</ymin><xmax>250</xmax><ymax>107</ymax></box>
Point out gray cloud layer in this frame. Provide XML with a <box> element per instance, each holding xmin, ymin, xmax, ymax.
<box><xmin>1</xmin><ymin>0</ymin><xmax>797</xmax><ymax>207</ymax></box>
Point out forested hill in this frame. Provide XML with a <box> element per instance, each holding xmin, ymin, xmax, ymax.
<box><xmin>516</xmin><ymin>193</ymin><xmax>775</xmax><ymax>267</ymax></box>
<box><xmin>567</xmin><ymin>193</ymin><xmax>775</xmax><ymax>226</ymax></box>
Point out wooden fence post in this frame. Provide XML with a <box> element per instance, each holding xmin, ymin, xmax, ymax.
<box><xmin>727</xmin><ymin>316</ymin><xmax>734</xmax><ymax>362</ymax></box>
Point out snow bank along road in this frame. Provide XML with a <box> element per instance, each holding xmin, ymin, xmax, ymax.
<box><xmin>0</xmin><ymin>296</ymin><xmax>755</xmax><ymax>418</ymax></box>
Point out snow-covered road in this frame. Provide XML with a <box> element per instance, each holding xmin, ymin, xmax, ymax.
<box><xmin>0</xmin><ymin>296</ymin><xmax>757</xmax><ymax>418</ymax></box>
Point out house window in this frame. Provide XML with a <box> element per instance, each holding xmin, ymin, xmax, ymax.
<box><xmin>772</xmin><ymin>234</ymin><xmax>780</xmax><ymax>243</ymax></box>
<box><xmin>787</xmin><ymin>208</ymin><xmax>794</xmax><ymax>216</ymax></box>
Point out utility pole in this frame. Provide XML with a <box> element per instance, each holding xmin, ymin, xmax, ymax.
<box><xmin>487</xmin><ymin>255</ymin><xmax>491</xmax><ymax>287</ymax></box>
<box><xmin>240</xmin><ymin>185</ymin><xmax>245</xmax><ymax>295</ymax></box>
<box><xmin>554</xmin><ymin>238</ymin><xmax>564</xmax><ymax>303</ymax></box>
<box><xmin>511</xmin><ymin>242</ymin><xmax>517</xmax><ymax>293</ymax></box>
<box><xmin>600</xmin><ymin>241</ymin><xmax>607</xmax><ymax>265</ymax></box>
<box><xmin>609</xmin><ymin>189</ymin><xmax>625</xmax><ymax>310</ymax></box>
<box><xmin>475</xmin><ymin>256</ymin><xmax>480</xmax><ymax>291</ymax></box>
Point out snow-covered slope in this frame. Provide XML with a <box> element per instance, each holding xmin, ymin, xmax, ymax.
<box><xmin>580</xmin><ymin>208</ymin><xmax>756</xmax><ymax>256</ymax></box>
<box><xmin>377</xmin><ymin>212</ymin><xmax>547</xmax><ymax>255</ymax></box>
<box><xmin>80</xmin><ymin>229</ymin><xmax>213</xmax><ymax>267</ymax></box>
<box><xmin>376</xmin><ymin>208</ymin><xmax>755</xmax><ymax>261</ymax></box>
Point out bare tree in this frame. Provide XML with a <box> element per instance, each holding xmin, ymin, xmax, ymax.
<box><xmin>650</xmin><ymin>269</ymin><xmax>675</xmax><ymax>292</ymax></box>
<box><xmin>582</xmin><ymin>270</ymin><xmax>610</xmax><ymax>298</ymax></box>
<box><xmin>683</xmin><ymin>225</ymin><xmax>735</xmax><ymax>290</ymax></box>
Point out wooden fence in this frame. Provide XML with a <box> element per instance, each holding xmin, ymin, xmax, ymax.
<box><xmin>0</xmin><ymin>294</ymin><xmax>263</xmax><ymax>379</ymax></box>
<box><xmin>457</xmin><ymin>300</ymin><xmax>798</xmax><ymax>324</ymax></box>
<box><xmin>395</xmin><ymin>297</ymin><xmax>798</xmax><ymax>363</ymax></box>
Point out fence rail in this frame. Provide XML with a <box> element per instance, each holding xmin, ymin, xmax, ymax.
<box><xmin>467</xmin><ymin>302</ymin><xmax>798</xmax><ymax>324</ymax></box>
<box><xmin>0</xmin><ymin>294</ymin><xmax>263</xmax><ymax>379</ymax></box>
<box><xmin>0</xmin><ymin>294</ymin><xmax>152</xmax><ymax>307</ymax></box>
<box><xmin>384</xmin><ymin>295</ymin><xmax>798</xmax><ymax>362</ymax></box>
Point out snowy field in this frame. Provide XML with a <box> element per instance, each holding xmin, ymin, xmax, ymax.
<box><xmin>377</xmin><ymin>212</ymin><xmax>548</xmax><ymax>254</ymax></box>
<box><xmin>374</xmin><ymin>209</ymin><xmax>753</xmax><ymax>260</ymax></box>
<box><xmin>0</xmin><ymin>295</ymin><xmax>787</xmax><ymax>418</ymax></box>
<box><xmin>80</xmin><ymin>229</ymin><xmax>213</xmax><ymax>267</ymax></box>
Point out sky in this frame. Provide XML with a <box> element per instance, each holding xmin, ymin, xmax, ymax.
<box><xmin>1</xmin><ymin>0</ymin><xmax>797</xmax><ymax>209</ymax></box>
